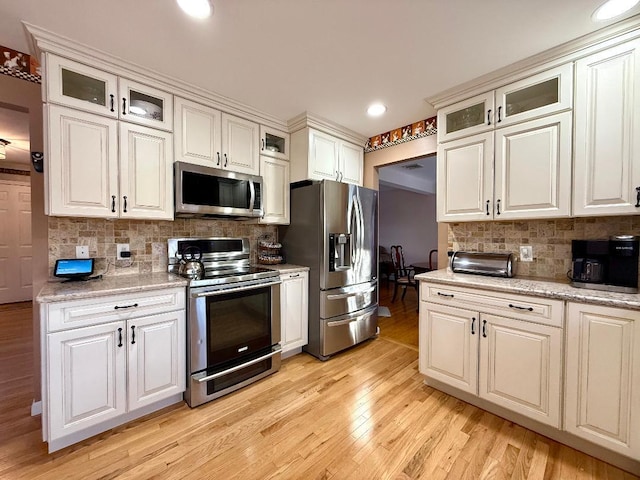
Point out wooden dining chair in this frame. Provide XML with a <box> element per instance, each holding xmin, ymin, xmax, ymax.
<box><xmin>389</xmin><ymin>245</ymin><xmax>418</xmax><ymax>302</ymax></box>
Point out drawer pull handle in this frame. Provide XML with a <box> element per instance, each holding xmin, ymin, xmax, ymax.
<box><xmin>635</xmin><ymin>186</ymin><xmax>640</xmax><ymax>207</ymax></box>
<box><xmin>122</xmin><ymin>97</ymin><xmax>127</xmax><ymax>115</ymax></box>
<box><xmin>487</xmin><ymin>109</ymin><xmax>492</xmax><ymax>126</ymax></box>
<box><xmin>110</xmin><ymin>94</ymin><xmax>115</xmax><ymax>112</ymax></box>
<box><xmin>111</xmin><ymin>195</ymin><xmax>116</xmax><ymax>213</ymax></box>
<box><xmin>117</xmin><ymin>327</ymin><xmax>123</xmax><ymax>347</ymax></box>
<box><xmin>508</xmin><ymin>303</ymin><xmax>533</xmax><ymax>312</ymax></box>
<box><xmin>437</xmin><ymin>292</ymin><xmax>454</xmax><ymax>298</ymax></box>
<box><xmin>131</xmin><ymin>325</ymin><xmax>136</xmax><ymax>344</ymax></box>
<box><xmin>497</xmin><ymin>106</ymin><xmax>502</xmax><ymax>123</ymax></box>
<box><xmin>471</xmin><ymin>317</ymin><xmax>476</xmax><ymax>335</ymax></box>
<box><xmin>114</xmin><ymin>303</ymin><xmax>139</xmax><ymax>310</ymax></box>
<box><xmin>289</xmin><ymin>273</ymin><xmax>300</xmax><ymax>278</ymax></box>
<box><xmin>482</xmin><ymin>320</ymin><xmax>487</xmax><ymax>338</ymax></box>
<box><xmin>216</xmin><ymin>152</ymin><xmax>221</xmax><ymax>166</ymax></box>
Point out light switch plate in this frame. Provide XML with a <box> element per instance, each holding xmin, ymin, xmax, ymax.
<box><xmin>519</xmin><ymin>245</ymin><xmax>533</xmax><ymax>262</ymax></box>
<box><xmin>76</xmin><ymin>246</ymin><xmax>89</xmax><ymax>259</ymax></box>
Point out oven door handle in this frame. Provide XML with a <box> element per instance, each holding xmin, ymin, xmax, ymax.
<box><xmin>191</xmin><ymin>279</ymin><xmax>281</xmax><ymax>298</ymax></box>
<box><xmin>326</xmin><ymin>286</ymin><xmax>375</xmax><ymax>300</ymax></box>
<box><xmin>194</xmin><ymin>347</ymin><xmax>282</xmax><ymax>383</ymax></box>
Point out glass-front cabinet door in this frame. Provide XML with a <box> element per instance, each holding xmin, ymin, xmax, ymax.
<box><xmin>259</xmin><ymin>125</ymin><xmax>290</xmax><ymax>161</ymax></box>
<box><xmin>495</xmin><ymin>63</ymin><xmax>573</xmax><ymax>127</ymax></box>
<box><xmin>437</xmin><ymin>92</ymin><xmax>494</xmax><ymax>143</ymax></box>
<box><xmin>119</xmin><ymin>78</ymin><xmax>173</xmax><ymax>131</ymax></box>
<box><xmin>46</xmin><ymin>54</ymin><xmax>118</xmax><ymax>118</ymax></box>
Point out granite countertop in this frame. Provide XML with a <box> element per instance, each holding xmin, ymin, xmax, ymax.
<box><xmin>262</xmin><ymin>263</ymin><xmax>310</xmax><ymax>274</ymax></box>
<box><xmin>37</xmin><ymin>272</ymin><xmax>189</xmax><ymax>303</ymax></box>
<box><xmin>415</xmin><ymin>269</ymin><xmax>640</xmax><ymax>311</ymax></box>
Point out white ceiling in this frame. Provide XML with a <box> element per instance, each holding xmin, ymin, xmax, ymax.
<box><xmin>379</xmin><ymin>155</ymin><xmax>436</xmax><ymax>195</ymax></box>
<box><xmin>0</xmin><ymin>1</ymin><xmax>639</xmax><ymax>139</ymax></box>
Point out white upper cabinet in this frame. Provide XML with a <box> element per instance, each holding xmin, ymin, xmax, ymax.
<box><xmin>438</xmin><ymin>64</ymin><xmax>572</xmax><ymax>143</ymax></box>
<box><xmin>494</xmin><ymin>63</ymin><xmax>573</xmax><ymax>128</ymax></box>
<box><xmin>436</xmin><ymin>63</ymin><xmax>573</xmax><ymax>222</ymax></box>
<box><xmin>118</xmin><ymin>123</ymin><xmax>173</xmax><ymax>220</ymax></box>
<box><xmin>46</xmin><ymin>54</ymin><xmax>172</xmax><ymax>131</ymax></box>
<box><xmin>46</xmin><ymin>105</ymin><xmax>172</xmax><ymax>220</ymax></box>
<box><xmin>46</xmin><ymin>54</ymin><xmax>119</xmax><ymax>118</ymax></box>
<box><xmin>174</xmin><ymin>97</ymin><xmax>222</xmax><ymax>167</ymax></box>
<box><xmin>174</xmin><ymin>98</ymin><xmax>259</xmax><ymax>175</ymax></box>
<box><xmin>493</xmin><ymin>111</ymin><xmax>572</xmax><ymax>220</ymax></box>
<box><xmin>438</xmin><ymin>92</ymin><xmax>495</xmax><ymax>143</ymax></box>
<box><xmin>291</xmin><ymin>127</ymin><xmax>364</xmax><ymax>186</ymax></box>
<box><xmin>221</xmin><ymin>113</ymin><xmax>260</xmax><ymax>175</ymax></box>
<box><xmin>573</xmin><ymin>38</ymin><xmax>640</xmax><ymax>217</ymax></box>
<box><xmin>118</xmin><ymin>78</ymin><xmax>173</xmax><ymax>131</ymax></box>
<box><xmin>437</xmin><ymin>132</ymin><xmax>494</xmax><ymax>222</ymax></box>
<box><xmin>46</xmin><ymin>104</ymin><xmax>119</xmax><ymax>218</ymax></box>
<box><xmin>259</xmin><ymin>156</ymin><xmax>290</xmax><ymax>225</ymax></box>
<box><xmin>260</xmin><ymin>125</ymin><xmax>290</xmax><ymax>161</ymax></box>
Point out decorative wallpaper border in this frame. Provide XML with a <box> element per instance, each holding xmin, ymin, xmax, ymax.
<box><xmin>365</xmin><ymin>116</ymin><xmax>437</xmax><ymax>153</ymax></box>
<box><xmin>1</xmin><ymin>45</ymin><xmax>41</xmax><ymax>85</ymax></box>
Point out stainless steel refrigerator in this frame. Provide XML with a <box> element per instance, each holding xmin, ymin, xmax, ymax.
<box><xmin>279</xmin><ymin>180</ymin><xmax>378</xmax><ymax>360</ymax></box>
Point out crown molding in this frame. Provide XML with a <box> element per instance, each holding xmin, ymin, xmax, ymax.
<box><xmin>287</xmin><ymin>112</ymin><xmax>368</xmax><ymax>147</ymax></box>
<box><xmin>22</xmin><ymin>22</ymin><xmax>288</xmax><ymax>131</ymax></box>
<box><xmin>426</xmin><ymin>13</ymin><xmax>640</xmax><ymax>110</ymax></box>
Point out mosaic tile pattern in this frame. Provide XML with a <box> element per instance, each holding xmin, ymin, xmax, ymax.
<box><xmin>48</xmin><ymin>217</ymin><xmax>277</xmax><ymax>279</ymax></box>
<box><xmin>447</xmin><ymin>216</ymin><xmax>640</xmax><ymax>280</ymax></box>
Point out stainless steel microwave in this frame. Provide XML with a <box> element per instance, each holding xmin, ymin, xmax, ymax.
<box><xmin>174</xmin><ymin>162</ymin><xmax>263</xmax><ymax>218</ymax></box>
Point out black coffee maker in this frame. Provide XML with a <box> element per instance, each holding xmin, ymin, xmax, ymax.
<box><xmin>571</xmin><ymin>235</ymin><xmax>639</xmax><ymax>293</ymax></box>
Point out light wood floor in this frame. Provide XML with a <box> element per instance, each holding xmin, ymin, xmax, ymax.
<box><xmin>0</xmin><ymin>290</ymin><xmax>637</xmax><ymax>479</ymax></box>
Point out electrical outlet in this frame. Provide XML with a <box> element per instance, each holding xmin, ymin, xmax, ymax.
<box><xmin>75</xmin><ymin>246</ymin><xmax>89</xmax><ymax>259</ymax></box>
<box><xmin>519</xmin><ymin>245</ymin><xmax>533</xmax><ymax>262</ymax></box>
<box><xmin>117</xmin><ymin>243</ymin><xmax>130</xmax><ymax>260</ymax></box>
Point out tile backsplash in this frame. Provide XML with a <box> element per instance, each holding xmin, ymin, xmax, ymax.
<box><xmin>48</xmin><ymin>217</ymin><xmax>277</xmax><ymax>278</ymax></box>
<box><xmin>447</xmin><ymin>216</ymin><xmax>640</xmax><ymax>281</ymax></box>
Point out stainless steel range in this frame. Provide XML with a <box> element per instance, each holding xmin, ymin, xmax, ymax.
<box><xmin>168</xmin><ymin>237</ymin><xmax>281</xmax><ymax>408</ymax></box>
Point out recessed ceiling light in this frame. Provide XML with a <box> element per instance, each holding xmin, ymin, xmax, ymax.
<box><xmin>367</xmin><ymin>103</ymin><xmax>387</xmax><ymax>117</ymax></box>
<box><xmin>592</xmin><ymin>0</ymin><xmax>639</xmax><ymax>21</ymax></box>
<box><xmin>177</xmin><ymin>0</ymin><xmax>212</xmax><ymax>19</ymax></box>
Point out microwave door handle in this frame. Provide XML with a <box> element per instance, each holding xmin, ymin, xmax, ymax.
<box><xmin>248</xmin><ymin>180</ymin><xmax>255</xmax><ymax>210</ymax></box>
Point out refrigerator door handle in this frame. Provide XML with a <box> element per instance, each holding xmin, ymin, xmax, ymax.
<box><xmin>326</xmin><ymin>285</ymin><xmax>376</xmax><ymax>300</ymax></box>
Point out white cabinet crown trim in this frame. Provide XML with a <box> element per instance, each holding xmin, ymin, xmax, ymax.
<box><xmin>426</xmin><ymin>15</ymin><xmax>640</xmax><ymax>110</ymax></box>
<box><xmin>24</xmin><ymin>22</ymin><xmax>288</xmax><ymax>131</ymax></box>
<box><xmin>288</xmin><ymin>111</ymin><xmax>367</xmax><ymax>147</ymax></box>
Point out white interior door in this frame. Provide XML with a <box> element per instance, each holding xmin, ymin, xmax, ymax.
<box><xmin>0</xmin><ymin>181</ymin><xmax>32</xmax><ymax>303</ymax></box>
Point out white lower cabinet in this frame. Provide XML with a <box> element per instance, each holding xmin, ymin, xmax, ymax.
<box><xmin>280</xmin><ymin>270</ymin><xmax>308</xmax><ymax>355</ymax></box>
<box><xmin>41</xmin><ymin>287</ymin><xmax>186</xmax><ymax>451</ymax></box>
<box><xmin>419</xmin><ymin>283</ymin><xmax>563</xmax><ymax>427</ymax></box>
<box><xmin>565</xmin><ymin>302</ymin><xmax>640</xmax><ymax>459</ymax></box>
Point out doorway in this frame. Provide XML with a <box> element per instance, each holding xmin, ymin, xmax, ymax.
<box><xmin>376</xmin><ymin>154</ymin><xmax>438</xmax><ymax>350</ymax></box>
<box><xmin>0</xmin><ymin>104</ymin><xmax>32</xmax><ymax>304</ymax></box>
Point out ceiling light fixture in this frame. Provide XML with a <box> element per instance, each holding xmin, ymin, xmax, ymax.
<box><xmin>592</xmin><ymin>0</ymin><xmax>639</xmax><ymax>20</ymax></box>
<box><xmin>177</xmin><ymin>0</ymin><xmax>212</xmax><ymax>19</ymax></box>
<box><xmin>367</xmin><ymin>103</ymin><xmax>387</xmax><ymax>117</ymax></box>
<box><xmin>0</xmin><ymin>139</ymin><xmax>10</xmax><ymax>160</ymax></box>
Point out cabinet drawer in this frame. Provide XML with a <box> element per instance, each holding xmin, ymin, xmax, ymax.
<box><xmin>421</xmin><ymin>283</ymin><xmax>563</xmax><ymax>327</ymax></box>
<box><xmin>45</xmin><ymin>287</ymin><xmax>186</xmax><ymax>333</ymax></box>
